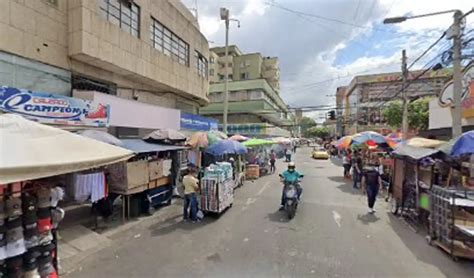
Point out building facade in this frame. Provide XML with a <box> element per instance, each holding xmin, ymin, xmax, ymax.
<box><xmin>201</xmin><ymin>45</ymin><xmax>291</xmax><ymax>137</ymax></box>
<box><xmin>341</xmin><ymin>69</ymin><xmax>452</xmax><ymax>135</ymax></box>
<box><xmin>0</xmin><ymin>0</ymin><xmax>210</xmax><ymax>136</ymax></box>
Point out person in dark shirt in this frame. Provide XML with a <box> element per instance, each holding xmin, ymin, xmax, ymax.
<box><xmin>362</xmin><ymin>164</ymin><xmax>383</xmax><ymax>214</ymax></box>
<box><xmin>352</xmin><ymin>151</ymin><xmax>363</xmax><ymax>189</ymax></box>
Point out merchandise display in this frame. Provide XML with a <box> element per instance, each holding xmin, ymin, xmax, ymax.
<box><xmin>0</xmin><ymin>182</ymin><xmax>64</xmax><ymax>277</ymax></box>
<box><xmin>200</xmin><ymin>163</ymin><xmax>234</xmax><ymax>213</ymax></box>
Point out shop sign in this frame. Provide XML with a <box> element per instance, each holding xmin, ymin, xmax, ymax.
<box><xmin>180</xmin><ymin>113</ymin><xmax>218</xmax><ymax>131</ymax></box>
<box><xmin>0</xmin><ymin>86</ymin><xmax>109</xmax><ymax>126</ymax></box>
<box><xmin>438</xmin><ymin>63</ymin><xmax>474</xmax><ymax>118</ymax></box>
<box><xmin>226</xmin><ymin>123</ymin><xmax>265</xmax><ymax>135</ymax></box>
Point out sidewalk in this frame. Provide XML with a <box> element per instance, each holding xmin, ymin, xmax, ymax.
<box><xmin>59</xmin><ymin>199</ymin><xmax>183</xmax><ymax>275</ymax></box>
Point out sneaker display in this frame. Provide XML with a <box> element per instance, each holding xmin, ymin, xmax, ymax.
<box><xmin>85</xmin><ymin>104</ymin><xmax>107</xmax><ymax>119</ymax></box>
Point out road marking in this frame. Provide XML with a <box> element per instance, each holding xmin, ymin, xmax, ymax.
<box><xmin>257</xmin><ymin>181</ymin><xmax>271</xmax><ymax>196</ymax></box>
<box><xmin>246</xmin><ymin>198</ymin><xmax>256</xmax><ymax>205</ymax></box>
<box><xmin>332</xmin><ymin>210</ymin><xmax>342</xmax><ymax>228</ymax></box>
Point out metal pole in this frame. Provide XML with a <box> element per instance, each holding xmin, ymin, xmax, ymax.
<box><xmin>451</xmin><ymin>10</ymin><xmax>463</xmax><ymax>138</ymax></box>
<box><xmin>401</xmin><ymin>49</ymin><xmax>409</xmax><ymax>140</ymax></box>
<box><xmin>222</xmin><ymin>17</ymin><xmax>230</xmax><ymax>134</ymax></box>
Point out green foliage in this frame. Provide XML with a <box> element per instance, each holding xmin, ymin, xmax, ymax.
<box><xmin>305</xmin><ymin>126</ymin><xmax>330</xmax><ymax>139</ymax></box>
<box><xmin>381</xmin><ymin>98</ymin><xmax>430</xmax><ymax>131</ymax></box>
<box><xmin>299</xmin><ymin>116</ymin><xmax>317</xmax><ymax>137</ymax></box>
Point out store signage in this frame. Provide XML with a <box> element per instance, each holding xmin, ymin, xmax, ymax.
<box><xmin>438</xmin><ymin>63</ymin><xmax>474</xmax><ymax>118</ymax></box>
<box><xmin>227</xmin><ymin>123</ymin><xmax>265</xmax><ymax>135</ymax></box>
<box><xmin>0</xmin><ymin>86</ymin><xmax>109</xmax><ymax>126</ymax></box>
<box><xmin>180</xmin><ymin>113</ymin><xmax>218</xmax><ymax>131</ymax></box>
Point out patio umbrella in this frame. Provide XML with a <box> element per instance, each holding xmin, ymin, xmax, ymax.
<box><xmin>143</xmin><ymin>129</ymin><xmax>186</xmax><ymax>143</ymax></box>
<box><xmin>209</xmin><ymin>130</ymin><xmax>228</xmax><ymax>139</ymax></box>
<box><xmin>242</xmin><ymin>138</ymin><xmax>275</xmax><ymax>147</ymax></box>
<box><xmin>187</xmin><ymin>132</ymin><xmax>208</xmax><ymax>149</ymax></box>
<box><xmin>450</xmin><ymin>131</ymin><xmax>474</xmax><ymax>156</ymax></box>
<box><xmin>205</xmin><ymin>139</ymin><xmax>247</xmax><ymax>156</ymax></box>
<box><xmin>352</xmin><ymin>131</ymin><xmax>387</xmax><ymax>145</ymax></box>
<box><xmin>78</xmin><ymin>130</ymin><xmax>124</xmax><ymax>147</ymax></box>
<box><xmin>207</xmin><ymin>132</ymin><xmax>221</xmax><ymax>146</ymax></box>
<box><xmin>229</xmin><ymin>134</ymin><xmax>248</xmax><ymax>142</ymax></box>
<box><xmin>335</xmin><ymin>135</ymin><xmax>353</xmax><ymax>149</ymax></box>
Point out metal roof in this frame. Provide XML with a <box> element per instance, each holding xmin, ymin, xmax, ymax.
<box><xmin>121</xmin><ymin>139</ymin><xmax>186</xmax><ymax>153</ymax></box>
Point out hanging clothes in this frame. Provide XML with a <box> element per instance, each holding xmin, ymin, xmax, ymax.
<box><xmin>72</xmin><ymin>172</ymin><xmax>105</xmax><ymax>203</ymax></box>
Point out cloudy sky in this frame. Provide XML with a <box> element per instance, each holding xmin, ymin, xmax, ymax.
<box><xmin>182</xmin><ymin>0</ymin><xmax>474</xmax><ymax>120</ymax></box>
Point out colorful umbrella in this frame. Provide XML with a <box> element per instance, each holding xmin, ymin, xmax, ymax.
<box><xmin>205</xmin><ymin>139</ymin><xmax>247</xmax><ymax>156</ymax></box>
<box><xmin>187</xmin><ymin>132</ymin><xmax>208</xmax><ymax>149</ymax></box>
<box><xmin>207</xmin><ymin>132</ymin><xmax>221</xmax><ymax>145</ymax></box>
<box><xmin>143</xmin><ymin>129</ymin><xmax>186</xmax><ymax>143</ymax></box>
<box><xmin>210</xmin><ymin>130</ymin><xmax>228</xmax><ymax>139</ymax></box>
<box><xmin>450</xmin><ymin>131</ymin><xmax>474</xmax><ymax>156</ymax></box>
<box><xmin>335</xmin><ymin>135</ymin><xmax>353</xmax><ymax>149</ymax></box>
<box><xmin>242</xmin><ymin>138</ymin><xmax>275</xmax><ymax>147</ymax></box>
<box><xmin>352</xmin><ymin>131</ymin><xmax>386</xmax><ymax>145</ymax></box>
<box><xmin>229</xmin><ymin>134</ymin><xmax>248</xmax><ymax>142</ymax></box>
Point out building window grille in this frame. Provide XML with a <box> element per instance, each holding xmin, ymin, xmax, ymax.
<box><xmin>100</xmin><ymin>0</ymin><xmax>140</xmax><ymax>37</ymax></box>
<box><xmin>195</xmin><ymin>51</ymin><xmax>208</xmax><ymax>78</ymax></box>
<box><xmin>150</xmin><ymin>17</ymin><xmax>189</xmax><ymax>66</ymax></box>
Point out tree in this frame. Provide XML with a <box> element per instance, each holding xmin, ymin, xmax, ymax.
<box><xmin>381</xmin><ymin>98</ymin><xmax>430</xmax><ymax>131</ymax></box>
<box><xmin>305</xmin><ymin>126</ymin><xmax>330</xmax><ymax>139</ymax></box>
<box><xmin>299</xmin><ymin>116</ymin><xmax>317</xmax><ymax>137</ymax></box>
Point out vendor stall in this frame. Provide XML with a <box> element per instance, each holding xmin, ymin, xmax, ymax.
<box><xmin>201</xmin><ymin>162</ymin><xmax>234</xmax><ymax>214</ymax></box>
<box><xmin>243</xmin><ymin>139</ymin><xmax>275</xmax><ymax>177</ymax></box>
<box><xmin>0</xmin><ymin>114</ymin><xmax>133</xmax><ymax>277</ymax></box>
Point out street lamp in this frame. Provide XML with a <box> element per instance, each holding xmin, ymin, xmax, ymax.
<box><xmin>220</xmin><ymin>8</ymin><xmax>240</xmax><ymax>134</ymax></box>
<box><xmin>384</xmin><ymin>9</ymin><xmax>465</xmax><ymax>138</ymax></box>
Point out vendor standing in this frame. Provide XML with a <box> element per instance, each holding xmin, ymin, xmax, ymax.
<box><xmin>362</xmin><ymin>162</ymin><xmax>383</xmax><ymax>214</ymax></box>
<box><xmin>182</xmin><ymin>167</ymin><xmax>199</xmax><ymax>223</ymax></box>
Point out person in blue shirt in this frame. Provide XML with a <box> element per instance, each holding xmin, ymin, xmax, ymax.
<box><xmin>279</xmin><ymin>162</ymin><xmax>303</xmax><ymax>209</ymax></box>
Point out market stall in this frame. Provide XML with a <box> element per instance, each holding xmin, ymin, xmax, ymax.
<box><xmin>243</xmin><ymin>139</ymin><xmax>275</xmax><ymax>177</ymax></box>
<box><xmin>202</xmin><ymin>140</ymin><xmax>247</xmax><ymax>214</ymax></box>
<box><xmin>0</xmin><ymin>114</ymin><xmax>133</xmax><ymax>277</ymax></box>
<box><xmin>428</xmin><ymin>131</ymin><xmax>474</xmax><ymax>260</ymax></box>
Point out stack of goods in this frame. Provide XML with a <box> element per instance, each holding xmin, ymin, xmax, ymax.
<box><xmin>201</xmin><ymin>163</ymin><xmax>234</xmax><ymax>213</ymax></box>
<box><xmin>246</xmin><ymin>164</ymin><xmax>260</xmax><ymax>179</ymax></box>
<box><xmin>0</xmin><ymin>183</ymin><xmax>65</xmax><ymax>277</ymax></box>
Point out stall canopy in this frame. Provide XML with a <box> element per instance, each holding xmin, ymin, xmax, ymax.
<box><xmin>205</xmin><ymin>139</ymin><xmax>247</xmax><ymax>156</ymax></box>
<box><xmin>77</xmin><ymin>129</ymin><xmax>124</xmax><ymax>147</ymax></box>
<box><xmin>242</xmin><ymin>138</ymin><xmax>275</xmax><ymax>147</ymax></box>
<box><xmin>393</xmin><ymin>143</ymin><xmax>440</xmax><ymax>160</ymax></box>
<box><xmin>121</xmin><ymin>139</ymin><xmax>186</xmax><ymax>153</ymax></box>
<box><xmin>0</xmin><ymin>114</ymin><xmax>134</xmax><ymax>184</ymax></box>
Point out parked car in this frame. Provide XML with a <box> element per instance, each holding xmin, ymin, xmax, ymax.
<box><xmin>312</xmin><ymin>147</ymin><xmax>329</xmax><ymax>160</ymax></box>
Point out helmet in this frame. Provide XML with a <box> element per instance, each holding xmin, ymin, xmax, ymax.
<box><xmin>288</xmin><ymin>162</ymin><xmax>296</xmax><ymax>172</ymax></box>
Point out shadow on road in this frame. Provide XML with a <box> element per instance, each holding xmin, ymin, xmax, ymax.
<box><xmin>267</xmin><ymin>210</ymin><xmax>291</xmax><ymax>223</ymax></box>
<box><xmin>387</xmin><ymin>213</ymin><xmax>474</xmax><ymax>277</ymax></box>
<box><xmin>149</xmin><ymin>212</ymin><xmax>216</xmax><ymax>237</ymax></box>
<box><xmin>357</xmin><ymin>213</ymin><xmax>380</xmax><ymax>225</ymax></box>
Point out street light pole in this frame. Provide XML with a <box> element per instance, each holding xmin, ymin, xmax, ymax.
<box><xmin>401</xmin><ymin>49</ymin><xmax>409</xmax><ymax>140</ymax></box>
<box><xmin>384</xmin><ymin>9</ymin><xmax>467</xmax><ymax>138</ymax></box>
<box><xmin>220</xmin><ymin>8</ymin><xmax>230</xmax><ymax>134</ymax></box>
<box><xmin>451</xmin><ymin>10</ymin><xmax>463</xmax><ymax>138</ymax></box>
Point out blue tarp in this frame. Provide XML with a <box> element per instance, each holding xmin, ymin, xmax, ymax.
<box><xmin>205</xmin><ymin>139</ymin><xmax>247</xmax><ymax>156</ymax></box>
<box><xmin>451</xmin><ymin>131</ymin><xmax>474</xmax><ymax>157</ymax></box>
<box><xmin>121</xmin><ymin>139</ymin><xmax>186</xmax><ymax>153</ymax></box>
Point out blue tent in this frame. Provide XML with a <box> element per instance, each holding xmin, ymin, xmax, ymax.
<box><xmin>451</xmin><ymin>131</ymin><xmax>474</xmax><ymax>157</ymax></box>
<box><xmin>205</xmin><ymin>139</ymin><xmax>247</xmax><ymax>156</ymax></box>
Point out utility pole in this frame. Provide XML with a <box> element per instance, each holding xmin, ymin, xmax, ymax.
<box><xmin>401</xmin><ymin>49</ymin><xmax>409</xmax><ymax>140</ymax></box>
<box><xmin>451</xmin><ymin>10</ymin><xmax>463</xmax><ymax>138</ymax></box>
<box><xmin>220</xmin><ymin>8</ymin><xmax>230</xmax><ymax>134</ymax></box>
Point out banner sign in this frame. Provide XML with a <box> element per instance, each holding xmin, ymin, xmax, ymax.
<box><xmin>0</xmin><ymin>86</ymin><xmax>109</xmax><ymax>127</ymax></box>
<box><xmin>438</xmin><ymin>63</ymin><xmax>474</xmax><ymax>119</ymax></box>
<box><xmin>180</xmin><ymin>113</ymin><xmax>218</xmax><ymax>131</ymax></box>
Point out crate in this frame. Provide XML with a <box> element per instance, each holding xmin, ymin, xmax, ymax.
<box><xmin>246</xmin><ymin>164</ymin><xmax>260</xmax><ymax>179</ymax></box>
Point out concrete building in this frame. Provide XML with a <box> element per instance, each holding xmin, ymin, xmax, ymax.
<box><xmin>341</xmin><ymin>69</ymin><xmax>451</xmax><ymax>135</ymax></box>
<box><xmin>335</xmin><ymin>86</ymin><xmax>347</xmax><ymax>137</ymax></box>
<box><xmin>0</xmin><ymin>0</ymin><xmax>210</xmax><ymax>136</ymax></box>
<box><xmin>202</xmin><ymin>45</ymin><xmax>291</xmax><ymax>137</ymax></box>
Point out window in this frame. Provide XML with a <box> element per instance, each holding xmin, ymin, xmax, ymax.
<box><xmin>228</xmin><ymin>63</ymin><xmax>233</xmax><ymax>67</ymax></box>
<box><xmin>240</xmin><ymin>61</ymin><xmax>245</xmax><ymax>68</ymax></box>
<box><xmin>150</xmin><ymin>17</ymin><xmax>189</xmax><ymax>66</ymax></box>
<box><xmin>219</xmin><ymin>74</ymin><xmax>225</xmax><ymax>81</ymax></box>
<box><xmin>245</xmin><ymin>60</ymin><xmax>251</xmax><ymax>66</ymax></box>
<box><xmin>195</xmin><ymin>51</ymin><xmax>208</xmax><ymax>78</ymax></box>
<box><xmin>209</xmin><ymin>69</ymin><xmax>214</xmax><ymax>76</ymax></box>
<box><xmin>241</xmin><ymin>72</ymin><xmax>249</xmax><ymax>80</ymax></box>
<box><xmin>228</xmin><ymin>74</ymin><xmax>233</xmax><ymax>80</ymax></box>
<box><xmin>210</xmin><ymin>57</ymin><xmax>215</xmax><ymax>64</ymax></box>
<box><xmin>100</xmin><ymin>0</ymin><xmax>140</xmax><ymax>37</ymax></box>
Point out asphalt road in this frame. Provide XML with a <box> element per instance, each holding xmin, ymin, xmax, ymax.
<box><xmin>68</xmin><ymin>148</ymin><xmax>474</xmax><ymax>277</ymax></box>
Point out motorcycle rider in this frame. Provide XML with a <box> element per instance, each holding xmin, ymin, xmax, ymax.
<box><xmin>279</xmin><ymin>162</ymin><xmax>303</xmax><ymax>210</ymax></box>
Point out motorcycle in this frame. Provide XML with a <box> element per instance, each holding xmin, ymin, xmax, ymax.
<box><xmin>279</xmin><ymin>175</ymin><xmax>304</xmax><ymax>219</ymax></box>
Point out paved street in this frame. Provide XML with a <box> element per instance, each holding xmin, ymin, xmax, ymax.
<box><xmin>68</xmin><ymin>148</ymin><xmax>474</xmax><ymax>278</ymax></box>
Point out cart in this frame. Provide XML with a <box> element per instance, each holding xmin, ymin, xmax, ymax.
<box><xmin>428</xmin><ymin>185</ymin><xmax>474</xmax><ymax>260</ymax></box>
<box><xmin>200</xmin><ymin>177</ymin><xmax>234</xmax><ymax>214</ymax></box>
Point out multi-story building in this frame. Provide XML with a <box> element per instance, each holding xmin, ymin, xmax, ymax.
<box><xmin>341</xmin><ymin>69</ymin><xmax>452</xmax><ymax>135</ymax></box>
<box><xmin>0</xmin><ymin>0</ymin><xmax>210</xmax><ymax>136</ymax></box>
<box><xmin>201</xmin><ymin>45</ymin><xmax>292</xmax><ymax>137</ymax></box>
<box><xmin>335</xmin><ymin>86</ymin><xmax>347</xmax><ymax>137</ymax></box>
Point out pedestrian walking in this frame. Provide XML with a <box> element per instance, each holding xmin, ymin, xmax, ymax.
<box><xmin>352</xmin><ymin>151</ymin><xmax>362</xmax><ymax>189</ymax></box>
<box><xmin>361</xmin><ymin>163</ymin><xmax>383</xmax><ymax>214</ymax></box>
<box><xmin>182</xmin><ymin>167</ymin><xmax>199</xmax><ymax>223</ymax></box>
<box><xmin>270</xmin><ymin>150</ymin><xmax>276</xmax><ymax>174</ymax></box>
<box><xmin>342</xmin><ymin>151</ymin><xmax>351</xmax><ymax>178</ymax></box>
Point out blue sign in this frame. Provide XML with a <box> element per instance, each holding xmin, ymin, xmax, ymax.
<box><xmin>0</xmin><ymin>86</ymin><xmax>110</xmax><ymax>127</ymax></box>
<box><xmin>180</xmin><ymin>113</ymin><xmax>218</xmax><ymax>131</ymax></box>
